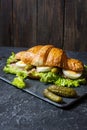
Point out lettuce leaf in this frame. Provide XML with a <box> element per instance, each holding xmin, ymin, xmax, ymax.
<box><xmin>3</xmin><ymin>61</ymin><xmax>28</xmax><ymax>89</ymax></box>
<box><xmin>7</xmin><ymin>52</ymin><xmax>17</xmax><ymax>64</ymax></box>
<box><xmin>55</xmin><ymin>77</ymin><xmax>86</xmax><ymax>87</ymax></box>
<box><xmin>40</xmin><ymin>72</ymin><xmax>58</xmax><ymax>83</ymax></box>
<box><xmin>11</xmin><ymin>76</ymin><xmax>26</xmax><ymax>89</ymax></box>
<box><xmin>3</xmin><ymin>64</ymin><xmax>28</xmax><ymax>78</ymax></box>
<box><xmin>39</xmin><ymin>72</ymin><xmax>86</xmax><ymax>87</ymax></box>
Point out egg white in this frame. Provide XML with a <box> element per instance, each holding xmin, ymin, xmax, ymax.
<box><xmin>36</xmin><ymin>66</ymin><xmax>52</xmax><ymax>72</ymax></box>
<box><xmin>16</xmin><ymin>61</ymin><xmax>26</xmax><ymax>68</ymax></box>
<box><xmin>62</xmin><ymin>69</ymin><xmax>82</xmax><ymax>79</ymax></box>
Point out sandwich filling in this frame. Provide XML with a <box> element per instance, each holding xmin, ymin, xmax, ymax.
<box><xmin>3</xmin><ymin>52</ymin><xmax>87</xmax><ymax>88</ymax></box>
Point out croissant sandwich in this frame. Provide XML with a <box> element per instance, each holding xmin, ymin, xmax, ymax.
<box><xmin>3</xmin><ymin>45</ymin><xmax>87</xmax><ymax>88</ymax></box>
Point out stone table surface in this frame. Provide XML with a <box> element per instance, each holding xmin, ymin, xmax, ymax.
<box><xmin>0</xmin><ymin>47</ymin><xmax>87</xmax><ymax>130</ymax></box>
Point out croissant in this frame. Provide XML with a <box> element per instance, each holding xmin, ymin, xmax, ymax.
<box><xmin>15</xmin><ymin>45</ymin><xmax>84</xmax><ymax>72</ymax></box>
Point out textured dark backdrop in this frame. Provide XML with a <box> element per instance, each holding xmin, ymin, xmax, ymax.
<box><xmin>0</xmin><ymin>0</ymin><xmax>87</xmax><ymax>51</ymax></box>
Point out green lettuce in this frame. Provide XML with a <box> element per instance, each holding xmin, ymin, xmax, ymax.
<box><xmin>39</xmin><ymin>72</ymin><xmax>86</xmax><ymax>87</ymax></box>
<box><xmin>3</xmin><ymin>64</ymin><xmax>28</xmax><ymax>78</ymax></box>
<box><xmin>3</xmin><ymin>64</ymin><xmax>28</xmax><ymax>89</ymax></box>
<box><xmin>3</xmin><ymin>53</ymin><xmax>28</xmax><ymax>89</ymax></box>
<box><xmin>55</xmin><ymin>77</ymin><xmax>86</xmax><ymax>87</ymax></box>
<box><xmin>39</xmin><ymin>72</ymin><xmax>58</xmax><ymax>83</ymax></box>
<box><xmin>7</xmin><ymin>52</ymin><xmax>17</xmax><ymax>64</ymax></box>
<box><xmin>12</xmin><ymin>76</ymin><xmax>26</xmax><ymax>88</ymax></box>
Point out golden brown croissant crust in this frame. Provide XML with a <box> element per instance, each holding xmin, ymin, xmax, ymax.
<box><xmin>15</xmin><ymin>45</ymin><xmax>84</xmax><ymax>72</ymax></box>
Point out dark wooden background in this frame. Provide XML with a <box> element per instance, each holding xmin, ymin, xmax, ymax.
<box><xmin>0</xmin><ymin>0</ymin><xmax>87</xmax><ymax>51</ymax></box>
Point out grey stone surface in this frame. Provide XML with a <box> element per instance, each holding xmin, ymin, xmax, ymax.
<box><xmin>0</xmin><ymin>47</ymin><xmax>87</xmax><ymax>130</ymax></box>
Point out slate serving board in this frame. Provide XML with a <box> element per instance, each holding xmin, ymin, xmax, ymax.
<box><xmin>0</xmin><ymin>56</ymin><xmax>87</xmax><ymax>108</ymax></box>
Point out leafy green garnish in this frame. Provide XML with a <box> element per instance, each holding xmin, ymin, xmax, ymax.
<box><xmin>3</xmin><ymin>64</ymin><xmax>18</xmax><ymax>75</ymax></box>
<box><xmin>3</xmin><ymin>64</ymin><xmax>28</xmax><ymax>89</ymax></box>
<box><xmin>39</xmin><ymin>72</ymin><xmax>86</xmax><ymax>87</ymax></box>
<box><xmin>40</xmin><ymin>72</ymin><xmax>58</xmax><ymax>83</ymax></box>
<box><xmin>11</xmin><ymin>76</ymin><xmax>26</xmax><ymax>89</ymax></box>
<box><xmin>3</xmin><ymin>57</ymin><xmax>28</xmax><ymax>89</ymax></box>
<box><xmin>55</xmin><ymin>77</ymin><xmax>86</xmax><ymax>87</ymax></box>
<box><xmin>3</xmin><ymin>64</ymin><xmax>28</xmax><ymax>78</ymax></box>
<box><xmin>7</xmin><ymin>52</ymin><xmax>17</xmax><ymax>64</ymax></box>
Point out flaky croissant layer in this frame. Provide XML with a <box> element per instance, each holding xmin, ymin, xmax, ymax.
<box><xmin>15</xmin><ymin>45</ymin><xmax>84</xmax><ymax>72</ymax></box>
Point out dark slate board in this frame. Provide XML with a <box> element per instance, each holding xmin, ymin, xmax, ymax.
<box><xmin>0</xmin><ymin>56</ymin><xmax>87</xmax><ymax>108</ymax></box>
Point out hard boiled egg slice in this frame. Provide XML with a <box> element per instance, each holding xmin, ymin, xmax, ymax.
<box><xmin>36</xmin><ymin>66</ymin><xmax>52</xmax><ymax>72</ymax></box>
<box><xmin>16</xmin><ymin>61</ymin><xmax>26</xmax><ymax>68</ymax></box>
<box><xmin>62</xmin><ymin>69</ymin><xmax>82</xmax><ymax>79</ymax></box>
